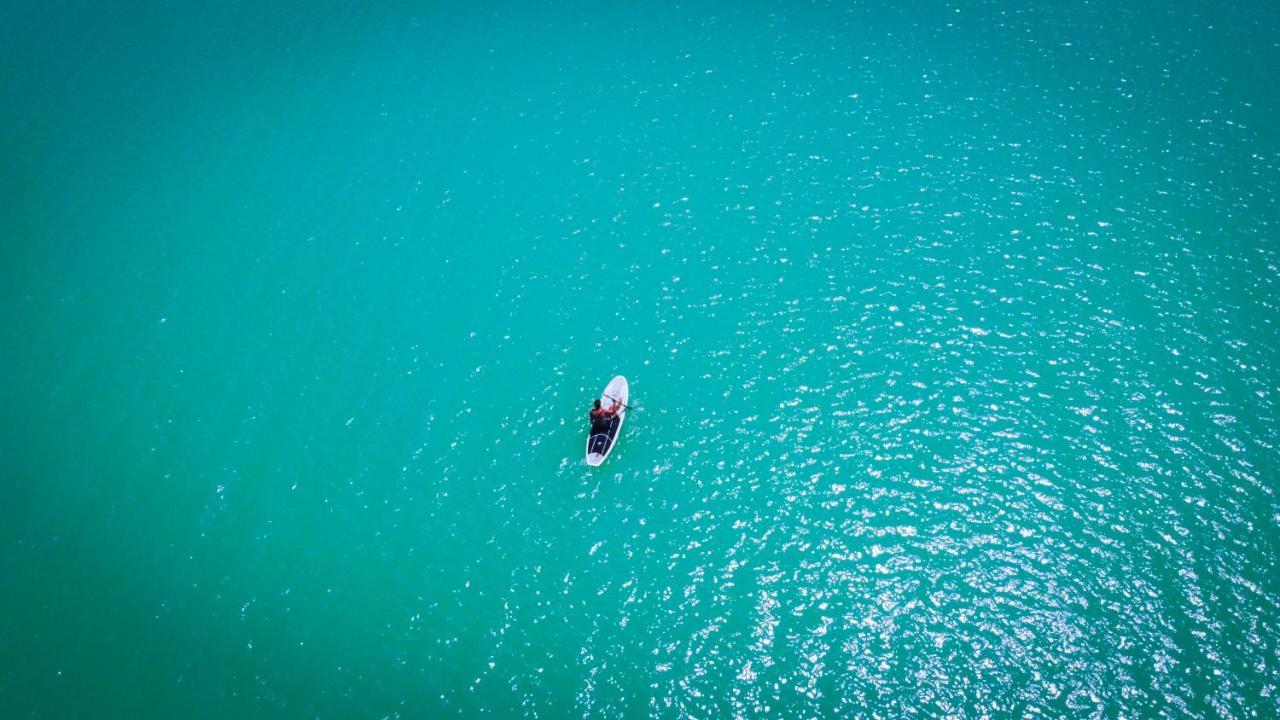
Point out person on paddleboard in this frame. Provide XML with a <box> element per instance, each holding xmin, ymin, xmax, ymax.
<box><xmin>589</xmin><ymin>398</ymin><xmax>621</xmax><ymax>433</ymax></box>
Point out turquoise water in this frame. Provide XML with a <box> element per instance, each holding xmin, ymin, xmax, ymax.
<box><xmin>3</xmin><ymin>1</ymin><xmax>1279</xmax><ymax>717</ymax></box>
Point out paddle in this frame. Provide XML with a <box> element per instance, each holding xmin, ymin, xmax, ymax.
<box><xmin>604</xmin><ymin>393</ymin><xmax>638</xmax><ymax>411</ymax></box>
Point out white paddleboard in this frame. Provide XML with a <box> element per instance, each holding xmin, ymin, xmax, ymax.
<box><xmin>585</xmin><ymin>375</ymin><xmax>628</xmax><ymax>466</ymax></box>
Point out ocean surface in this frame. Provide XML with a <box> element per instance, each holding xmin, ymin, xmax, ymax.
<box><xmin>3</xmin><ymin>1</ymin><xmax>1279</xmax><ymax>717</ymax></box>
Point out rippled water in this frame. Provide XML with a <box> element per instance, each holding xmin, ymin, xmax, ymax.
<box><xmin>3</xmin><ymin>1</ymin><xmax>1278</xmax><ymax>717</ymax></box>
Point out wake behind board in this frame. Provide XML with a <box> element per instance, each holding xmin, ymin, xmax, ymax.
<box><xmin>586</xmin><ymin>375</ymin><xmax>628</xmax><ymax>467</ymax></box>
